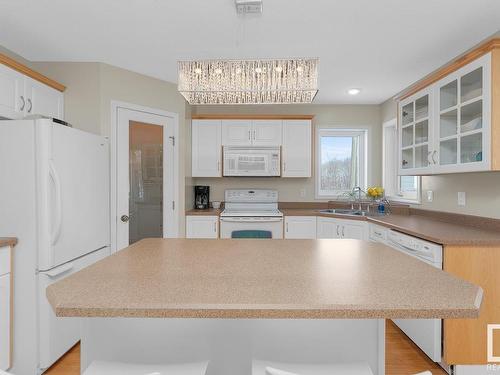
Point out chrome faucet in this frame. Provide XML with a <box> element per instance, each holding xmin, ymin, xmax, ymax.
<box><xmin>352</xmin><ymin>186</ymin><xmax>365</xmax><ymax>211</ymax></box>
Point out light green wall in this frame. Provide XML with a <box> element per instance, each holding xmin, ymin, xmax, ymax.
<box><xmin>192</xmin><ymin>104</ymin><xmax>382</xmax><ymax>202</ymax></box>
<box><xmin>30</xmin><ymin>59</ymin><xmax>192</xmax><ymax>234</ymax></box>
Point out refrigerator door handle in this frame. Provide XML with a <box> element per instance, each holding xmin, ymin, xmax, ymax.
<box><xmin>49</xmin><ymin>161</ymin><xmax>63</xmax><ymax>246</ymax></box>
<box><xmin>45</xmin><ymin>262</ymin><xmax>74</xmax><ymax>278</ymax></box>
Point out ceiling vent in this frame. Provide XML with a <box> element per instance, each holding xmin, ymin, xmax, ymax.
<box><xmin>235</xmin><ymin>0</ymin><xmax>263</xmax><ymax>14</ymax></box>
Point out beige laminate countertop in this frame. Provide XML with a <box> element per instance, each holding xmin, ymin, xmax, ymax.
<box><xmin>279</xmin><ymin>209</ymin><xmax>500</xmax><ymax>246</ymax></box>
<box><xmin>0</xmin><ymin>237</ymin><xmax>17</xmax><ymax>247</ymax></box>
<box><xmin>47</xmin><ymin>238</ymin><xmax>482</xmax><ymax>319</ymax></box>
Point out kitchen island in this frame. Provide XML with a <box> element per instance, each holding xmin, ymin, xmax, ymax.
<box><xmin>47</xmin><ymin>239</ymin><xmax>482</xmax><ymax>374</ymax></box>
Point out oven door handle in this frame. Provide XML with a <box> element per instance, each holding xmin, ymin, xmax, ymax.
<box><xmin>220</xmin><ymin>217</ymin><xmax>283</xmax><ymax>223</ymax></box>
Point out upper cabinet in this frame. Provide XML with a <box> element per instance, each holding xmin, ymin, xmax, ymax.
<box><xmin>0</xmin><ymin>55</ymin><xmax>65</xmax><ymax>120</ymax></box>
<box><xmin>221</xmin><ymin>119</ymin><xmax>282</xmax><ymax>146</ymax></box>
<box><xmin>192</xmin><ymin>120</ymin><xmax>222</xmax><ymax>177</ymax></box>
<box><xmin>192</xmin><ymin>117</ymin><xmax>312</xmax><ymax>178</ymax></box>
<box><xmin>398</xmin><ymin>46</ymin><xmax>497</xmax><ymax>175</ymax></box>
<box><xmin>282</xmin><ymin>120</ymin><xmax>312</xmax><ymax>177</ymax></box>
<box><xmin>25</xmin><ymin>78</ymin><xmax>64</xmax><ymax>119</ymax></box>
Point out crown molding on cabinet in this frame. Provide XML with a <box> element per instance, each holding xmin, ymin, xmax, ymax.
<box><xmin>0</xmin><ymin>53</ymin><xmax>66</xmax><ymax>92</ymax></box>
<box><xmin>192</xmin><ymin>114</ymin><xmax>314</xmax><ymax>120</ymax></box>
<box><xmin>395</xmin><ymin>38</ymin><xmax>500</xmax><ymax>101</ymax></box>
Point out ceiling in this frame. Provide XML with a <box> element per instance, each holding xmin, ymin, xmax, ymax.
<box><xmin>1</xmin><ymin>0</ymin><xmax>499</xmax><ymax>104</ymax></box>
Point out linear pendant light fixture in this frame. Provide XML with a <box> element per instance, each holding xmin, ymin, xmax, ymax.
<box><xmin>177</xmin><ymin>58</ymin><xmax>319</xmax><ymax>105</ymax></box>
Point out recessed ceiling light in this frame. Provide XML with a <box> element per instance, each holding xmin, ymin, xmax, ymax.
<box><xmin>347</xmin><ymin>88</ymin><xmax>361</xmax><ymax>95</ymax></box>
<box><xmin>194</xmin><ymin>68</ymin><xmax>202</xmax><ymax>74</ymax></box>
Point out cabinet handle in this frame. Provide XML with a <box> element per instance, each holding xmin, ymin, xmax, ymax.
<box><xmin>342</xmin><ymin>226</ymin><xmax>345</xmax><ymax>237</ymax></box>
<box><xmin>336</xmin><ymin>225</ymin><xmax>340</xmax><ymax>237</ymax></box>
<box><xmin>431</xmin><ymin>150</ymin><xmax>437</xmax><ymax>164</ymax></box>
<box><xmin>248</xmin><ymin>130</ymin><xmax>251</xmax><ymax>141</ymax></box>
<box><xmin>427</xmin><ymin>151</ymin><xmax>432</xmax><ymax>165</ymax></box>
<box><xmin>286</xmin><ymin>222</ymin><xmax>289</xmax><ymax>232</ymax></box>
<box><xmin>402</xmin><ymin>159</ymin><xmax>408</xmax><ymax>166</ymax></box>
<box><xmin>20</xmin><ymin>96</ymin><xmax>25</xmax><ymax>111</ymax></box>
<box><xmin>214</xmin><ymin>221</ymin><xmax>217</xmax><ymax>233</ymax></box>
<box><xmin>253</xmin><ymin>130</ymin><xmax>256</xmax><ymax>140</ymax></box>
<box><xmin>27</xmin><ymin>98</ymin><xmax>32</xmax><ymax>113</ymax></box>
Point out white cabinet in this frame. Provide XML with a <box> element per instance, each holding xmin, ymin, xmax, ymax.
<box><xmin>0</xmin><ymin>64</ymin><xmax>23</xmax><ymax>119</ymax></box>
<box><xmin>316</xmin><ymin>217</ymin><xmax>367</xmax><ymax>240</ymax></box>
<box><xmin>222</xmin><ymin>120</ymin><xmax>282</xmax><ymax>146</ymax></box>
<box><xmin>221</xmin><ymin>120</ymin><xmax>253</xmax><ymax>146</ymax></box>
<box><xmin>284</xmin><ymin>216</ymin><xmax>317</xmax><ymax>239</ymax></box>
<box><xmin>186</xmin><ymin>216</ymin><xmax>219</xmax><ymax>239</ymax></box>
<box><xmin>252</xmin><ymin>120</ymin><xmax>283</xmax><ymax>146</ymax></box>
<box><xmin>0</xmin><ymin>246</ymin><xmax>11</xmax><ymax>370</ymax></box>
<box><xmin>398</xmin><ymin>53</ymin><xmax>491</xmax><ymax>175</ymax></box>
<box><xmin>316</xmin><ymin>217</ymin><xmax>341</xmax><ymax>239</ymax></box>
<box><xmin>24</xmin><ymin>78</ymin><xmax>64</xmax><ymax>119</ymax></box>
<box><xmin>368</xmin><ymin>224</ymin><xmax>388</xmax><ymax>244</ymax></box>
<box><xmin>0</xmin><ymin>63</ymin><xmax>64</xmax><ymax>120</ymax></box>
<box><xmin>282</xmin><ymin>120</ymin><xmax>312</xmax><ymax>177</ymax></box>
<box><xmin>192</xmin><ymin>120</ymin><xmax>222</xmax><ymax>177</ymax></box>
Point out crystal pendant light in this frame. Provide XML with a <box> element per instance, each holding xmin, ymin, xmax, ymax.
<box><xmin>178</xmin><ymin>58</ymin><xmax>319</xmax><ymax>105</ymax></box>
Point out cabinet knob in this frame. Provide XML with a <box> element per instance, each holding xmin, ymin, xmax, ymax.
<box><xmin>120</xmin><ymin>215</ymin><xmax>129</xmax><ymax>223</ymax></box>
<box><xmin>402</xmin><ymin>160</ymin><xmax>408</xmax><ymax>166</ymax></box>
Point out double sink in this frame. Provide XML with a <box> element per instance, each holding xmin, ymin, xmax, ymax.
<box><xmin>318</xmin><ymin>208</ymin><xmax>379</xmax><ymax>217</ymax></box>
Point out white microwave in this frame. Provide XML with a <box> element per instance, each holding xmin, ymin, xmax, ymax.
<box><xmin>223</xmin><ymin>146</ymin><xmax>281</xmax><ymax>176</ymax></box>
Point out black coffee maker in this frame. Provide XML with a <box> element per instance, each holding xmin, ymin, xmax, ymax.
<box><xmin>194</xmin><ymin>186</ymin><xmax>210</xmax><ymax>209</ymax></box>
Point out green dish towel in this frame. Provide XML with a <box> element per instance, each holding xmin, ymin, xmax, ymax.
<box><xmin>231</xmin><ymin>230</ymin><xmax>272</xmax><ymax>239</ymax></box>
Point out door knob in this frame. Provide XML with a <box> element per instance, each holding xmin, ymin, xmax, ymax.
<box><xmin>120</xmin><ymin>215</ymin><xmax>129</xmax><ymax>222</ymax></box>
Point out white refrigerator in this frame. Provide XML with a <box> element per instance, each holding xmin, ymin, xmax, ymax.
<box><xmin>0</xmin><ymin>119</ymin><xmax>110</xmax><ymax>375</ymax></box>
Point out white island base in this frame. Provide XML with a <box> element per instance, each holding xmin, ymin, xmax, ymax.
<box><xmin>81</xmin><ymin>318</ymin><xmax>385</xmax><ymax>375</ymax></box>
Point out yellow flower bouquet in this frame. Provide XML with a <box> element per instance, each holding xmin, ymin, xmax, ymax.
<box><xmin>367</xmin><ymin>186</ymin><xmax>384</xmax><ymax>199</ymax></box>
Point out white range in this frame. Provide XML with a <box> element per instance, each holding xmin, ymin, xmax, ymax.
<box><xmin>220</xmin><ymin>189</ymin><xmax>283</xmax><ymax>239</ymax></box>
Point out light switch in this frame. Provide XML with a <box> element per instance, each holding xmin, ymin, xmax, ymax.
<box><xmin>458</xmin><ymin>192</ymin><xmax>466</xmax><ymax>206</ymax></box>
<box><xmin>426</xmin><ymin>190</ymin><xmax>433</xmax><ymax>202</ymax></box>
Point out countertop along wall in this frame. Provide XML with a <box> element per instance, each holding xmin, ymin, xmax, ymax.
<box><xmin>191</xmin><ymin>104</ymin><xmax>382</xmax><ymax>202</ymax></box>
<box><xmin>381</xmin><ymin>98</ymin><xmax>500</xmax><ymax>219</ymax></box>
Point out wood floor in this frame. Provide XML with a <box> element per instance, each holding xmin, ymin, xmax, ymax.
<box><xmin>44</xmin><ymin>320</ymin><xmax>447</xmax><ymax>375</ymax></box>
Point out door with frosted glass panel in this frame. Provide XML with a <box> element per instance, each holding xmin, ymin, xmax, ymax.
<box><xmin>116</xmin><ymin>108</ymin><xmax>176</xmax><ymax>251</ymax></box>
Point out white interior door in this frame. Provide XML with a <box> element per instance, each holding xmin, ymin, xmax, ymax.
<box><xmin>116</xmin><ymin>108</ymin><xmax>177</xmax><ymax>251</ymax></box>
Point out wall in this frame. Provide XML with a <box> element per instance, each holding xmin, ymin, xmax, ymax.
<box><xmin>381</xmin><ymin>97</ymin><xmax>500</xmax><ymax>219</ymax></box>
<box><xmin>32</xmin><ymin>62</ymin><xmax>102</xmax><ymax>134</ymax></box>
<box><xmin>191</xmin><ymin>104</ymin><xmax>381</xmax><ymax>202</ymax></box>
<box><xmin>29</xmin><ymin>58</ymin><xmax>191</xmax><ymax>234</ymax></box>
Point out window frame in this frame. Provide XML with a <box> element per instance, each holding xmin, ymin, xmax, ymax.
<box><xmin>315</xmin><ymin>127</ymin><xmax>368</xmax><ymax>199</ymax></box>
<box><xmin>382</xmin><ymin>119</ymin><xmax>422</xmax><ymax>204</ymax></box>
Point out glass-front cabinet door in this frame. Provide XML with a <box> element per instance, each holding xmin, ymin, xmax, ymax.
<box><xmin>435</xmin><ymin>53</ymin><xmax>491</xmax><ymax>173</ymax></box>
<box><xmin>398</xmin><ymin>88</ymin><xmax>433</xmax><ymax>175</ymax></box>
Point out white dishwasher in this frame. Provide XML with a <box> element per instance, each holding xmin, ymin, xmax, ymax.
<box><xmin>386</xmin><ymin>229</ymin><xmax>443</xmax><ymax>363</ymax></box>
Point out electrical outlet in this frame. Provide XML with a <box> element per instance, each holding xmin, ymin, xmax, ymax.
<box><xmin>458</xmin><ymin>192</ymin><xmax>466</xmax><ymax>206</ymax></box>
<box><xmin>299</xmin><ymin>188</ymin><xmax>306</xmax><ymax>198</ymax></box>
<box><xmin>426</xmin><ymin>190</ymin><xmax>433</xmax><ymax>202</ymax></box>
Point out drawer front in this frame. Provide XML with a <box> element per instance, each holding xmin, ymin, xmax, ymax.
<box><xmin>0</xmin><ymin>246</ymin><xmax>10</xmax><ymax>276</ymax></box>
<box><xmin>369</xmin><ymin>224</ymin><xmax>387</xmax><ymax>243</ymax></box>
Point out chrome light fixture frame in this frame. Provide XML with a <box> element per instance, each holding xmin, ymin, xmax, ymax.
<box><xmin>178</xmin><ymin>58</ymin><xmax>319</xmax><ymax>105</ymax></box>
